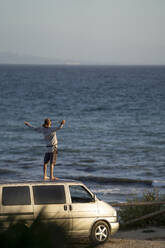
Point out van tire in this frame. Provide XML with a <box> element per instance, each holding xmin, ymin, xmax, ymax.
<box><xmin>90</xmin><ymin>221</ymin><xmax>110</xmax><ymax>244</ymax></box>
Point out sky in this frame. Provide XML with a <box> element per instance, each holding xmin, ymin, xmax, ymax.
<box><xmin>0</xmin><ymin>0</ymin><xmax>165</xmax><ymax>65</ymax></box>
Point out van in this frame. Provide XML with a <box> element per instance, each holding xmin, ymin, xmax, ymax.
<box><xmin>0</xmin><ymin>179</ymin><xmax>119</xmax><ymax>244</ymax></box>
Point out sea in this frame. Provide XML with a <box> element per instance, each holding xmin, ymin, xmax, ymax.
<box><xmin>0</xmin><ymin>64</ymin><xmax>165</xmax><ymax>203</ymax></box>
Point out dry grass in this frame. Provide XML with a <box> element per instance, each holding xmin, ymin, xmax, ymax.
<box><xmin>106</xmin><ymin>239</ymin><xmax>165</xmax><ymax>248</ymax></box>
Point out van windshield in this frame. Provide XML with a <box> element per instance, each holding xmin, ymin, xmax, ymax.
<box><xmin>69</xmin><ymin>185</ymin><xmax>93</xmax><ymax>203</ymax></box>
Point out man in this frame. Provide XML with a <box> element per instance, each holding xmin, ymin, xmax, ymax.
<box><xmin>24</xmin><ymin>118</ymin><xmax>65</xmax><ymax>180</ymax></box>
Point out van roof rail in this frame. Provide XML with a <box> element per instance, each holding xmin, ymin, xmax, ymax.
<box><xmin>0</xmin><ymin>178</ymin><xmax>81</xmax><ymax>185</ymax></box>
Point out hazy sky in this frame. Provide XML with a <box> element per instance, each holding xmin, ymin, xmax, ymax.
<box><xmin>0</xmin><ymin>0</ymin><xmax>165</xmax><ymax>64</ymax></box>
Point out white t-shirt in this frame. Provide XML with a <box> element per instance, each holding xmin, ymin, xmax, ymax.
<box><xmin>28</xmin><ymin>124</ymin><xmax>63</xmax><ymax>152</ymax></box>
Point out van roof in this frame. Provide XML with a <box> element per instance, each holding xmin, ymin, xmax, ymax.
<box><xmin>0</xmin><ymin>179</ymin><xmax>82</xmax><ymax>186</ymax></box>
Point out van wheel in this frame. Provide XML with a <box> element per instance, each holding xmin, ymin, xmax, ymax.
<box><xmin>90</xmin><ymin>221</ymin><xmax>110</xmax><ymax>244</ymax></box>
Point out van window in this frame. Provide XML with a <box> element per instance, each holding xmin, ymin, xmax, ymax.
<box><xmin>69</xmin><ymin>185</ymin><xmax>93</xmax><ymax>203</ymax></box>
<box><xmin>33</xmin><ymin>185</ymin><xmax>66</xmax><ymax>204</ymax></box>
<box><xmin>2</xmin><ymin>186</ymin><xmax>31</xmax><ymax>205</ymax></box>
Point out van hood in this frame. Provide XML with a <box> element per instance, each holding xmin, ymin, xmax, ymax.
<box><xmin>97</xmin><ymin>200</ymin><xmax>117</xmax><ymax>217</ymax></box>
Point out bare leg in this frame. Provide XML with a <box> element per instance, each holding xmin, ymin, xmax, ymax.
<box><xmin>44</xmin><ymin>163</ymin><xmax>49</xmax><ymax>180</ymax></box>
<box><xmin>50</xmin><ymin>150</ymin><xmax>58</xmax><ymax>180</ymax></box>
<box><xmin>50</xmin><ymin>163</ymin><xmax>58</xmax><ymax>180</ymax></box>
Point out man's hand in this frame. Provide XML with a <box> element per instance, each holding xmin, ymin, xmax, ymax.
<box><xmin>24</xmin><ymin>121</ymin><xmax>30</xmax><ymax>126</ymax></box>
<box><xmin>61</xmin><ymin>120</ymin><xmax>66</xmax><ymax>125</ymax></box>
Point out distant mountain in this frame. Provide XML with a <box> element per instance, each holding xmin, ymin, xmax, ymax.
<box><xmin>0</xmin><ymin>52</ymin><xmax>112</xmax><ymax>65</ymax></box>
<box><xmin>0</xmin><ymin>52</ymin><xmax>81</xmax><ymax>65</ymax></box>
<box><xmin>0</xmin><ymin>52</ymin><xmax>63</xmax><ymax>64</ymax></box>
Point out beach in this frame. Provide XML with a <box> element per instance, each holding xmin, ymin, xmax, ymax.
<box><xmin>106</xmin><ymin>227</ymin><xmax>165</xmax><ymax>248</ymax></box>
<box><xmin>78</xmin><ymin>227</ymin><xmax>165</xmax><ymax>248</ymax></box>
<box><xmin>76</xmin><ymin>227</ymin><xmax>165</xmax><ymax>248</ymax></box>
<box><xmin>104</xmin><ymin>239</ymin><xmax>165</xmax><ymax>248</ymax></box>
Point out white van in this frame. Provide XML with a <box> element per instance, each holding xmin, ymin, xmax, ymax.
<box><xmin>0</xmin><ymin>179</ymin><xmax>119</xmax><ymax>244</ymax></box>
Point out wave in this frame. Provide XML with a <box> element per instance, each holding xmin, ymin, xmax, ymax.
<box><xmin>79</xmin><ymin>159</ymin><xmax>96</xmax><ymax>163</ymax></box>
<box><xmin>152</xmin><ymin>180</ymin><xmax>165</xmax><ymax>188</ymax></box>
<box><xmin>66</xmin><ymin>175</ymin><xmax>153</xmax><ymax>186</ymax></box>
<box><xmin>0</xmin><ymin>168</ymin><xmax>16</xmax><ymax>175</ymax></box>
<box><xmin>61</xmin><ymin>148</ymin><xmax>81</xmax><ymax>153</ymax></box>
<box><xmin>84</xmin><ymin>106</ymin><xmax>109</xmax><ymax>112</ymax></box>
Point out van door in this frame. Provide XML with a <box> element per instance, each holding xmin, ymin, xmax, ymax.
<box><xmin>69</xmin><ymin>185</ymin><xmax>98</xmax><ymax>235</ymax></box>
<box><xmin>32</xmin><ymin>185</ymin><xmax>71</xmax><ymax>230</ymax></box>
<box><xmin>1</xmin><ymin>186</ymin><xmax>33</xmax><ymax>228</ymax></box>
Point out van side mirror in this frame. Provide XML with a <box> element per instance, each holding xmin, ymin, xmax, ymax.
<box><xmin>92</xmin><ymin>194</ymin><xmax>96</xmax><ymax>202</ymax></box>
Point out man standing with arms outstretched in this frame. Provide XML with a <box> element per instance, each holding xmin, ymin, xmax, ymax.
<box><xmin>24</xmin><ymin>118</ymin><xmax>65</xmax><ymax>180</ymax></box>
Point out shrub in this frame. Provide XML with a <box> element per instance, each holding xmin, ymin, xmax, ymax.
<box><xmin>119</xmin><ymin>189</ymin><xmax>165</xmax><ymax>229</ymax></box>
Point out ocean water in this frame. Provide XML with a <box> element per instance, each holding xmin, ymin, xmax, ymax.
<box><xmin>0</xmin><ymin>64</ymin><xmax>165</xmax><ymax>203</ymax></box>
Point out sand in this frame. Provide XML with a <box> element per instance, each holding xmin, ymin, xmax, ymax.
<box><xmin>75</xmin><ymin>227</ymin><xmax>165</xmax><ymax>247</ymax></box>
<box><xmin>114</xmin><ymin>227</ymin><xmax>165</xmax><ymax>240</ymax></box>
<box><xmin>103</xmin><ymin>239</ymin><xmax>165</xmax><ymax>248</ymax></box>
<box><xmin>104</xmin><ymin>227</ymin><xmax>165</xmax><ymax>248</ymax></box>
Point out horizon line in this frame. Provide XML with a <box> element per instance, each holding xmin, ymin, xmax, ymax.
<box><xmin>0</xmin><ymin>63</ymin><xmax>165</xmax><ymax>67</ymax></box>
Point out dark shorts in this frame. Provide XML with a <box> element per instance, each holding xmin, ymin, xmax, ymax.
<box><xmin>44</xmin><ymin>150</ymin><xmax>58</xmax><ymax>165</ymax></box>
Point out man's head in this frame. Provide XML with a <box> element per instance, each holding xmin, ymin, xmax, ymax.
<box><xmin>43</xmin><ymin>118</ymin><xmax>51</xmax><ymax>128</ymax></box>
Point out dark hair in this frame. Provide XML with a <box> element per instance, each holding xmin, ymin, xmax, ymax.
<box><xmin>43</xmin><ymin>118</ymin><xmax>51</xmax><ymax>128</ymax></box>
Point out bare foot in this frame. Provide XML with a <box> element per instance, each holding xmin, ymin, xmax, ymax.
<box><xmin>51</xmin><ymin>176</ymin><xmax>59</xmax><ymax>180</ymax></box>
<box><xmin>44</xmin><ymin>176</ymin><xmax>50</xmax><ymax>180</ymax></box>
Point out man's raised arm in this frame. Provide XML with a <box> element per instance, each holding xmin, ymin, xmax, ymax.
<box><xmin>24</xmin><ymin>121</ymin><xmax>32</xmax><ymax>127</ymax></box>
